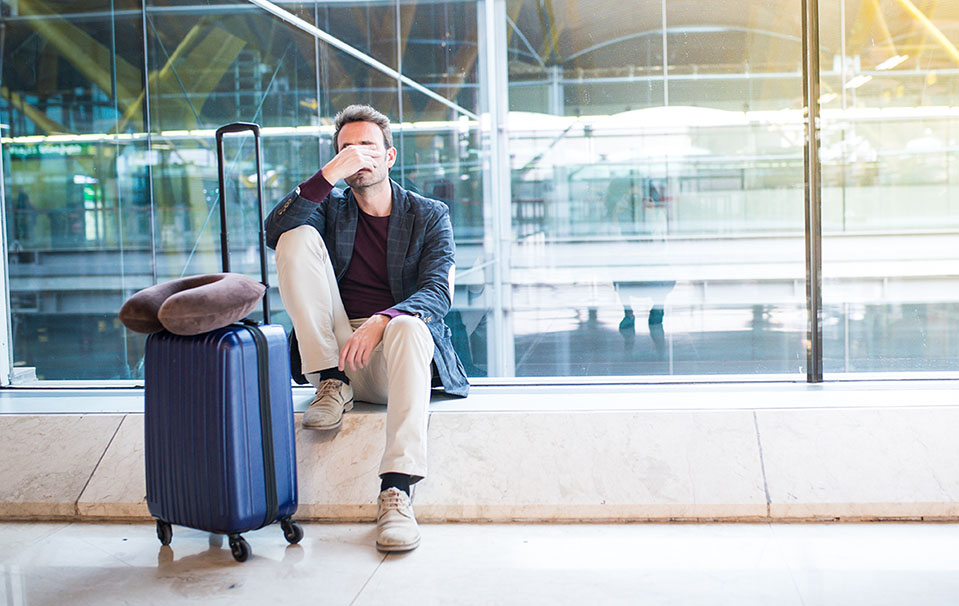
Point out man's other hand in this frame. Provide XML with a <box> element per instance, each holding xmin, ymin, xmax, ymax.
<box><xmin>321</xmin><ymin>145</ymin><xmax>380</xmax><ymax>184</ymax></box>
<box><xmin>339</xmin><ymin>314</ymin><xmax>390</xmax><ymax>371</ymax></box>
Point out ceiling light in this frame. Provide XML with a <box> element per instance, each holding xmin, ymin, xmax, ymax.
<box><xmin>844</xmin><ymin>75</ymin><xmax>873</xmax><ymax>89</ymax></box>
<box><xmin>876</xmin><ymin>54</ymin><xmax>909</xmax><ymax>70</ymax></box>
<box><xmin>819</xmin><ymin>93</ymin><xmax>838</xmax><ymax>104</ymax></box>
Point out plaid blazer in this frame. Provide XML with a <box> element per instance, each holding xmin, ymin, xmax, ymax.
<box><xmin>265</xmin><ymin>179</ymin><xmax>469</xmax><ymax>397</ymax></box>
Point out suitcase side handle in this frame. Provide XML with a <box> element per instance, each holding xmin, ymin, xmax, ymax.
<box><xmin>215</xmin><ymin>122</ymin><xmax>271</xmax><ymax>324</ymax></box>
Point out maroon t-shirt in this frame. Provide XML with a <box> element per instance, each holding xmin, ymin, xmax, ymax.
<box><xmin>338</xmin><ymin>209</ymin><xmax>394</xmax><ymax>319</ymax></box>
<box><xmin>298</xmin><ymin>171</ymin><xmax>406</xmax><ymax>320</ymax></box>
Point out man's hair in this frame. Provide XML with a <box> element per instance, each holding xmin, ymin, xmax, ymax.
<box><xmin>333</xmin><ymin>104</ymin><xmax>393</xmax><ymax>151</ymax></box>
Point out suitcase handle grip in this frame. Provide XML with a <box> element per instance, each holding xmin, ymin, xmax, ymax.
<box><xmin>215</xmin><ymin>122</ymin><xmax>271</xmax><ymax>324</ymax></box>
<box><xmin>217</xmin><ymin>122</ymin><xmax>260</xmax><ymax>137</ymax></box>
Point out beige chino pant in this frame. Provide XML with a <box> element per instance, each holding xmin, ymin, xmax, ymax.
<box><xmin>274</xmin><ymin>225</ymin><xmax>433</xmax><ymax>480</ymax></box>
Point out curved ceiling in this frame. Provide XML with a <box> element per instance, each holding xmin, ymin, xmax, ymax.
<box><xmin>508</xmin><ymin>0</ymin><xmax>959</xmax><ymax>74</ymax></box>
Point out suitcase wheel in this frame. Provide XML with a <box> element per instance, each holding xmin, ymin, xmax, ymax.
<box><xmin>156</xmin><ymin>520</ymin><xmax>173</xmax><ymax>546</ymax></box>
<box><xmin>228</xmin><ymin>534</ymin><xmax>251</xmax><ymax>562</ymax></box>
<box><xmin>281</xmin><ymin>518</ymin><xmax>304</xmax><ymax>545</ymax></box>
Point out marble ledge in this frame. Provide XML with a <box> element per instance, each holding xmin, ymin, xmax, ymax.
<box><xmin>769</xmin><ymin>502</ymin><xmax>959</xmax><ymax>522</ymax></box>
<box><xmin>757</xmin><ymin>408</ymin><xmax>959</xmax><ymax>514</ymax></box>
<box><xmin>77</xmin><ymin>415</ymin><xmax>146</xmax><ymax>519</ymax></box>
<box><xmin>0</xmin><ymin>502</ymin><xmax>81</xmax><ymax>520</ymax></box>
<box><xmin>286</xmin><ymin>503</ymin><xmax>773</xmax><ymax>523</ymax></box>
<box><xmin>411</xmin><ymin>503</ymin><xmax>770</xmax><ymax>523</ymax></box>
<box><xmin>6</xmin><ymin>407</ymin><xmax>959</xmax><ymax>523</ymax></box>
<box><xmin>18</xmin><ymin>502</ymin><xmax>959</xmax><ymax>524</ymax></box>
<box><xmin>0</xmin><ymin>414</ymin><xmax>123</xmax><ymax>521</ymax></box>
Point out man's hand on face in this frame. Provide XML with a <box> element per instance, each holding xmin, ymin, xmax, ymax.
<box><xmin>321</xmin><ymin>145</ymin><xmax>380</xmax><ymax>184</ymax></box>
<box><xmin>338</xmin><ymin>314</ymin><xmax>390</xmax><ymax>372</ymax></box>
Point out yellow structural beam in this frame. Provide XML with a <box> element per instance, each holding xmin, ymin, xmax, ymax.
<box><xmin>116</xmin><ymin>21</ymin><xmax>246</xmax><ymax>133</ymax></box>
<box><xmin>848</xmin><ymin>0</ymin><xmax>877</xmax><ymax>51</ymax></box>
<box><xmin>505</xmin><ymin>1</ymin><xmax>525</xmax><ymax>49</ymax></box>
<box><xmin>537</xmin><ymin>0</ymin><xmax>561</xmax><ymax>63</ymax></box>
<box><xmin>17</xmin><ymin>0</ymin><xmax>142</xmax><ymax>108</ymax></box>
<box><xmin>1</xmin><ymin>87</ymin><xmax>71</xmax><ymax>135</ymax></box>
<box><xmin>911</xmin><ymin>0</ymin><xmax>940</xmax><ymax>64</ymax></box>
<box><xmin>176</xmin><ymin>27</ymin><xmax>247</xmax><ymax>118</ymax></box>
<box><xmin>894</xmin><ymin>0</ymin><xmax>959</xmax><ymax>64</ymax></box>
<box><xmin>871</xmin><ymin>0</ymin><xmax>898</xmax><ymax>56</ymax></box>
<box><xmin>1</xmin><ymin>87</ymin><xmax>99</xmax><ymax>178</ymax></box>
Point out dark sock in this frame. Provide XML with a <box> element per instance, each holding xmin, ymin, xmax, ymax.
<box><xmin>380</xmin><ymin>473</ymin><xmax>412</xmax><ymax>497</ymax></box>
<box><xmin>318</xmin><ymin>367</ymin><xmax>350</xmax><ymax>385</ymax></box>
<box><xmin>648</xmin><ymin>307</ymin><xmax>665</xmax><ymax>325</ymax></box>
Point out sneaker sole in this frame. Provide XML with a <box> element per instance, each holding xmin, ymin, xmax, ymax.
<box><xmin>302</xmin><ymin>399</ymin><xmax>354</xmax><ymax>431</ymax></box>
<box><xmin>376</xmin><ymin>535</ymin><xmax>421</xmax><ymax>553</ymax></box>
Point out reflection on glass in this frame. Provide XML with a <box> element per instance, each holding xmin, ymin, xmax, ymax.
<box><xmin>505</xmin><ymin>0</ymin><xmax>807</xmax><ymax>377</ymax></box>
<box><xmin>2</xmin><ymin>0</ymin><xmax>956</xmax><ymax>383</ymax></box>
<box><xmin>1</xmin><ymin>1</ymin><xmax>490</xmax><ymax>381</ymax></box>
<box><xmin>2</xmin><ymin>1</ymin><xmax>145</xmax><ymax>379</ymax></box>
<box><xmin>820</xmin><ymin>0</ymin><xmax>959</xmax><ymax>373</ymax></box>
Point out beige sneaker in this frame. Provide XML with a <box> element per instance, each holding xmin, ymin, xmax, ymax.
<box><xmin>302</xmin><ymin>379</ymin><xmax>354</xmax><ymax>430</ymax></box>
<box><xmin>376</xmin><ymin>487</ymin><xmax>421</xmax><ymax>552</ymax></box>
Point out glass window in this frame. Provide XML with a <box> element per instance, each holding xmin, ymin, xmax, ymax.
<box><xmin>504</xmin><ymin>0</ymin><xmax>807</xmax><ymax>377</ymax></box>
<box><xmin>820</xmin><ymin>0</ymin><xmax>959</xmax><ymax>374</ymax></box>
<box><xmin>2</xmin><ymin>0</ymin><xmax>956</xmax><ymax>385</ymax></box>
<box><xmin>1</xmin><ymin>0</ymin><xmax>491</xmax><ymax>383</ymax></box>
<box><xmin>3</xmin><ymin>0</ymin><xmax>145</xmax><ymax>379</ymax></box>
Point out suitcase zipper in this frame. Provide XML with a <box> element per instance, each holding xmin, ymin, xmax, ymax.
<box><xmin>238</xmin><ymin>322</ymin><xmax>279</xmax><ymax>528</ymax></box>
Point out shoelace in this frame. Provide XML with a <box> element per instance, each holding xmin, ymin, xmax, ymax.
<box><xmin>315</xmin><ymin>380</ymin><xmax>342</xmax><ymax>400</ymax></box>
<box><xmin>379</xmin><ymin>490</ymin><xmax>409</xmax><ymax>515</ymax></box>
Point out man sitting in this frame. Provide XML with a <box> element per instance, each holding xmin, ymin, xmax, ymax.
<box><xmin>264</xmin><ymin>104</ymin><xmax>469</xmax><ymax>552</ymax></box>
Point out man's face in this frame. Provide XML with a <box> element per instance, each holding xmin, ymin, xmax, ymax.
<box><xmin>337</xmin><ymin>121</ymin><xmax>396</xmax><ymax>189</ymax></box>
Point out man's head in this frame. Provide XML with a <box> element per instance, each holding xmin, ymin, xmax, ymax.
<box><xmin>333</xmin><ymin>104</ymin><xmax>393</xmax><ymax>151</ymax></box>
<box><xmin>332</xmin><ymin>105</ymin><xmax>396</xmax><ymax>191</ymax></box>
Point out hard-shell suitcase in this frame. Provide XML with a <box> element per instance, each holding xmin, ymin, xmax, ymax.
<box><xmin>144</xmin><ymin>122</ymin><xmax>301</xmax><ymax>562</ymax></box>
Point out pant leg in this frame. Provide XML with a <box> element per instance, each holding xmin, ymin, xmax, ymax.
<box><xmin>349</xmin><ymin>315</ymin><xmax>434</xmax><ymax>480</ymax></box>
<box><xmin>274</xmin><ymin>225</ymin><xmax>353</xmax><ymax>374</ymax></box>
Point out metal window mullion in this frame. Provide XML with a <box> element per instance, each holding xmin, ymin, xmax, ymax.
<box><xmin>479</xmin><ymin>0</ymin><xmax>514</xmax><ymax>376</ymax></box>
<box><xmin>395</xmin><ymin>0</ymin><xmax>405</xmax><ymax>184</ymax></box>
<box><xmin>314</xmin><ymin>2</ymin><xmax>323</xmax><ymax>164</ymax></box>
<box><xmin>802</xmin><ymin>0</ymin><xmax>823</xmax><ymax>383</ymax></box>
<box><xmin>109</xmin><ymin>0</ymin><xmax>132</xmax><ymax>376</ymax></box>
<box><xmin>141</xmin><ymin>0</ymin><xmax>158</xmax><ymax>286</ymax></box>
<box><xmin>661</xmin><ymin>0</ymin><xmax>668</xmax><ymax>106</ymax></box>
<box><xmin>0</xmin><ymin>18</ymin><xmax>11</xmax><ymax>385</ymax></box>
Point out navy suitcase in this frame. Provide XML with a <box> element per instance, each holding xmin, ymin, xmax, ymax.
<box><xmin>144</xmin><ymin>123</ymin><xmax>301</xmax><ymax>562</ymax></box>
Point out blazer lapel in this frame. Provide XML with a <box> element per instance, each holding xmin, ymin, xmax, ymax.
<box><xmin>335</xmin><ymin>190</ymin><xmax>358</xmax><ymax>280</ymax></box>
<box><xmin>386</xmin><ymin>180</ymin><xmax>413</xmax><ymax>300</ymax></box>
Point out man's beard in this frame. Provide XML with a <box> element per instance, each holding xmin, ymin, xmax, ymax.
<box><xmin>345</xmin><ymin>166</ymin><xmax>388</xmax><ymax>190</ymax></box>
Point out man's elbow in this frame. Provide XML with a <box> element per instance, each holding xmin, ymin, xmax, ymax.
<box><xmin>264</xmin><ymin>224</ymin><xmax>279</xmax><ymax>249</ymax></box>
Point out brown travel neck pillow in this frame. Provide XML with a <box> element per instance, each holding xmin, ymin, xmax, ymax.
<box><xmin>118</xmin><ymin>273</ymin><xmax>266</xmax><ymax>336</ymax></box>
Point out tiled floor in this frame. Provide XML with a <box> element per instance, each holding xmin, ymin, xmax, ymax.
<box><xmin>3</xmin><ymin>522</ymin><xmax>959</xmax><ymax>605</ymax></box>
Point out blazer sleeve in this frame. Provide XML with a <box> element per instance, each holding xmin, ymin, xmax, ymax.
<box><xmin>264</xmin><ymin>186</ymin><xmax>329</xmax><ymax>250</ymax></box>
<box><xmin>390</xmin><ymin>205</ymin><xmax>455</xmax><ymax>323</ymax></box>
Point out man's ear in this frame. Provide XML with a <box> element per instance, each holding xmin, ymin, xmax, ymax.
<box><xmin>386</xmin><ymin>146</ymin><xmax>397</xmax><ymax>169</ymax></box>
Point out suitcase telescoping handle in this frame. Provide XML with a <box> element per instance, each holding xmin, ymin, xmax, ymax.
<box><xmin>215</xmin><ymin>122</ymin><xmax>271</xmax><ymax>325</ymax></box>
